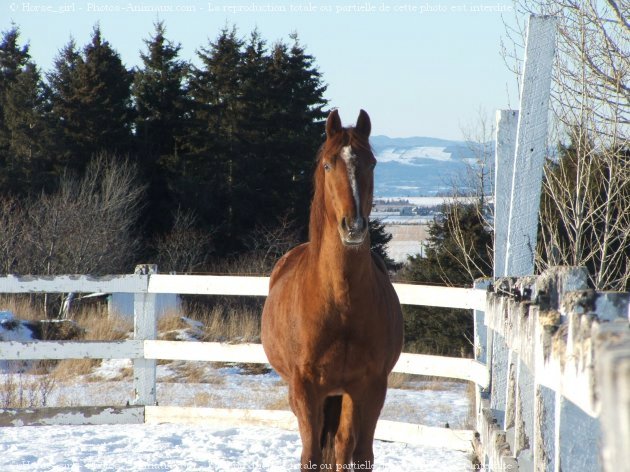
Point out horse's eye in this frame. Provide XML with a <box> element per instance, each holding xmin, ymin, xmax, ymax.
<box><xmin>323</xmin><ymin>162</ymin><xmax>332</xmax><ymax>172</ymax></box>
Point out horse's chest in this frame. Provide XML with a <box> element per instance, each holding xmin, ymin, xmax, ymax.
<box><xmin>306</xmin><ymin>318</ymin><xmax>386</xmax><ymax>382</ymax></box>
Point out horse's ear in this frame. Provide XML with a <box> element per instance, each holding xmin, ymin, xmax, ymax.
<box><xmin>326</xmin><ymin>109</ymin><xmax>342</xmax><ymax>139</ymax></box>
<box><xmin>355</xmin><ymin>110</ymin><xmax>371</xmax><ymax>138</ymax></box>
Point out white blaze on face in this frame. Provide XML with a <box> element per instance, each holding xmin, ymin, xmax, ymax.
<box><xmin>340</xmin><ymin>145</ymin><xmax>360</xmax><ymax>220</ymax></box>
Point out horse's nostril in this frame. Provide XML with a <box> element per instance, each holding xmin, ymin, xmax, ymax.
<box><xmin>344</xmin><ymin>217</ymin><xmax>363</xmax><ymax>233</ymax></box>
<box><xmin>352</xmin><ymin>217</ymin><xmax>364</xmax><ymax>232</ymax></box>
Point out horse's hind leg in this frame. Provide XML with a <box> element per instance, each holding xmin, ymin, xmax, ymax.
<box><xmin>352</xmin><ymin>378</ymin><xmax>387</xmax><ymax>470</ymax></box>
<box><xmin>290</xmin><ymin>376</ymin><xmax>325</xmax><ymax>468</ymax></box>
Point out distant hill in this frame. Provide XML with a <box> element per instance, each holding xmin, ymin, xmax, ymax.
<box><xmin>371</xmin><ymin>135</ymin><xmax>490</xmax><ymax>197</ymax></box>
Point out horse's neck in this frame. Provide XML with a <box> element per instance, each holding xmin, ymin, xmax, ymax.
<box><xmin>311</xmin><ymin>226</ymin><xmax>373</xmax><ymax>304</ymax></box>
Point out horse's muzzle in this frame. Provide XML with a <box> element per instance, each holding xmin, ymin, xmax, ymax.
<box><xmin>339</xmin><ymin>216</ymin><xmax>368</xmax><ymax>246</ymax></box>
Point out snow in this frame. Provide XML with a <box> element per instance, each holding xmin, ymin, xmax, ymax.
<box><xmin>0</xmin><ymin>311</ymin><xmax>36</xmax><ymax>372</ymax></box>
<box><xmin>387</xmin><ymin>240</ymin><xmax>426</xmax><ymax>263</ymax></box>
<box><xmin>0</xmin><ymin>423</ymin><xmax>473</xmax><ymax>471</ymax></box>
<box><xmin>374</xmin><ymin>196</ymin><xmax>490</xmax><ymax>207</ymax></box>
<box><xmin>1</xmin><ymin>317</ymin><xmax>475</xmax><ymax>470</ymax></box>
<box><xmin>0</xmin><ymin>311</ymin><xmax>34</xmax><ymax>343</ymax></box>
<box><xmin>377</xmin><ymin>146</ymin><xmax>453</xmax><ymax>165</ymax></box>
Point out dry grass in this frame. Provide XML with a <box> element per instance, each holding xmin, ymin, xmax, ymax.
<box><xmin>188</xmin><ymin>391</ymin><xmax>216</xmax><ymax>407</ymax></box>
<box><xmin>157</xmin><ymin>312</ymin><xmax>190</xmax><ymax>333</ymax></box>
<box><xmin>160</xmin><ymin>361</ymin><xmax>227</xmax><ymax>385</ymax></box>
<box><xmin>2</xmin><ymin>295</ymin><xmax>264</xmax><ymax>386</ymax></box>
<box><xmin>265</xmin><ymin>396</ymin><xmax>290</xmax><ymax>410</ymax></box>
<box><xmin>0</xmin><ymin>365</ymin><xmax>56</xmax><ymax>408</ymax></box>
<box><xmin>157</xmin><ymin>304</ymin><xmax>261</xmax><ymax>344</ymax></box>
<box><xmin>73</xmin><ymin>308</ymin><xmax>131</xmax><ymax>341</ymax></box>
<box><xmin>51</xmin><ymin>309</ymin><xmax>132</xmax><ymax>380</ymax></box>
<box><xmin>388</xmin><ymin>373</ymin><xmax>466</xmax><ymax>391</ymax></box>
<box><xmin>198</xmin><ymin>305</ymin><xmax>261</xmax><ymax>343</ymax></box>
<box><xmin>388</xmin><ymin>372</ymin><xmax>413</xmax><ymax>389</ymax></box>
<box><xmin>176</xmin><ymin>363</ymin><xmax>209</xmax><ymax>384</ymax></box>
<box><xmin>0</xmin><ymin>295</ymin><xmax>43</xmax><ymax>322</ymax></box>
<box><xmin>203</xmin><ymin>310</ymin><xmax>260</xmax><ymax>343</ymax></box>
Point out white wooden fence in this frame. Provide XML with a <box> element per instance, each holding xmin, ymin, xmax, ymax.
<box><xmin>1</xmin><ymin>269</ymin><xmax>627</xmax><ymax>471</ymax></box>
<box><xmin>475</xmin><ymin>268</ymin><xmax>630</xmax><ymax>472</ymax></box>
<box><xmin>0</xmin><ymin>272</ymin><xmax>487</xmax><ymax>454</ymax></box>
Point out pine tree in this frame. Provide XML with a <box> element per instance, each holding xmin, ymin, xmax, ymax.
<box><xmin>263</xmin><ymin>35</ymin><xmax>327</xmax><ymax>237</ymax></box>
<box><xmin>183</xmin><ymin>26</ymin><xmax>244</xmax><ymax>248</ymax></box>
<box><xmin>0</xmin><ymin>26</ymin><xmax>33</xmax><ymax>192</ymax></box>
<box><xmin>133</xmin><ymin>21</ymin><xmax>188</xmax><ymax>163</ymax></box>
<box><xmin>227</xmin><ymin>31</ymin><xmax>273</xmax><ymax>244</ymax></box>
<box><xmin>2</xmin><ymin>62</ymin><xmax>49</xmax><ymax>192</ymax></box>
<box><xmin>0</xmin><ymin>25</ymin><xmax>30</xmax><ymax>92</ymax></box>
<box><xmin>133</xmin><ymin>21</ymin><xmax>189</xmax><ymax>234</ymax></box>
<box><xmin>45</xmin><ymin>39</ymin><xmax>83</xmax><ymax>174</ymax></box>
<box><xmin>369</xmin><ymin>219</ymin><xmax>396</xmax><ymax>270</ymax></box>
<box><xmin>77</xmin><ymin>27</ymin><xmax>134</xmax><ymax>158</ymax></box>
<box><xmin>47</xmin><ymin>27</ymin><xmax>134</xmax><ymax>174</ymax></box>
<box><xmin>399</xmin><ymin>203</ymin><xmax>492</xmax><ymax>356</ymax></box>
<box><xmin>179</xmin><ymin>28</ymin><xmax>329</xmax><ymax>253</ymax></box>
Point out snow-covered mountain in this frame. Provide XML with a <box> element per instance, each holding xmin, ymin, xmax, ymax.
<box><xmin>371</xmin><ymin>135</ymin><xmax>489</xmax><ymax>197</ymax></box>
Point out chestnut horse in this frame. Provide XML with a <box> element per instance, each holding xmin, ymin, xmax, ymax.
<box><xmin>261</xmin><ymin>109</ymin><xmax>403</xmax><ymax>470</ymax></box>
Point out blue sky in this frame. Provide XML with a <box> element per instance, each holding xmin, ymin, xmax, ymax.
<box><xmin>2</xmin><ymin>0</ymin><xmax>522</xmax><ymax>139</ymax></box>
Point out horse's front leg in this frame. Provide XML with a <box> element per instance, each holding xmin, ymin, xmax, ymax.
<box><xmin>290</xmin><ymin>375</ymin><xmax>325</xmax><ymax>469</ymax></box>
<box><xmin>352</xmin><ymin>377</ymin><xmax>388</xmax><ymax>470</ymax></box>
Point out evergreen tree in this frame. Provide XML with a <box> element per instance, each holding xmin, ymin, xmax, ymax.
<box><xmin>265</xmin><ymin>35</ymin><xmax>327</xmax><ymax>233</ymax></box>
<box><xmin>45</xmin><ymin>39</ymin><xmax>83</xmax><ymax>174</ymax></box>
<box><xmin>0</xmin><ymin>25</ymin><xmax>30</xmax><ymax>92</ymax></box>
<box><xmin>183</xmin><ymin>28</ymin><xmax>328</xmax><ymax>253</ymax></box>
<box><xmin>0</xmin><ymin>26</ymin><xmax>32</xmax><ymax>192</ymax></box>
<box><xmin>47</xmin><ymin>27</ymin><xmax>134</xmax><ymax>174</ymax></box>
<box><xmin>2</xmin><ymin>62</ymin><xmax>49</xmax><ymax>192</ymax></box>
<box><xmin>399</xmin><ymin>203</ymin><xmax>492</xmax><ymax>356</ymax></box>
<box><xmin>369</xmin><ymin>219</ymin><xmax>396</xmax><ymax>270</ymax></box>
<box><xmin>133</xmin><ymin>21</ymin><xmax>189</xmax><ymax>235</ymax></box>
<box><xmin>230</xmin><ymin>30</ymin><xmax>272</xmax><ymax>234</ymax></box>
<box><xmin>133</xmin><ymin>21</ymin><xmax>188</xmax><ymax>163</ymax></box>
<box><xmin>183</xmin><ymin>26</ymin><xmax>244</xmax><ymax>247</ymax></box>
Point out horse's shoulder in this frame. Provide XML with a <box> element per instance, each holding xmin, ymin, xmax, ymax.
<box><xmin>370</xmin><ymin>250</ymin><xmax>389</xmax><ymax>277</ymax></box>
<box><xmin>269</xmin><ymin>243</ymin><xmax>309</xmax><ymax>289</ymax></box>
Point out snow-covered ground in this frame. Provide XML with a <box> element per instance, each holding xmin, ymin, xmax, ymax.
<box><xmin>1</xmin><ymin>423</ymin><xmax>473</xmax><ymax>471</ymax></box>
<box><xmin>1</xmin><ymin>313</ymin><xmax>475</xmax><ymax>471</ymax></box>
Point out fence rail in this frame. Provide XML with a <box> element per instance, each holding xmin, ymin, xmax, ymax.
<box><xmin>0</xmin><ymin>273</ymin><xmax>486</xmax><ymax>311</ymax></box>
<box><xmin>0</xmin><ymin>271</ymin><xmax>487</xmax><ymax>453</ymax></box>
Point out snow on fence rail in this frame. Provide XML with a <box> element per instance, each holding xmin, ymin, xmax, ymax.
<box><xmin>475</xmin><ymin>267</ymin><xmax>630</xmax><ymax>472</ymax></box>
<box><xmin>0</xmin><ymin>270</ymin><xmax>485</xmax><ymax>453</ymax></box>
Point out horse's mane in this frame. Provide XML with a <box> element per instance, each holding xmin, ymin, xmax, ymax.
<box><xmin>308</xmin><ymin>128</ymin><xmax>372</xmax><ymax>252</ymax></box>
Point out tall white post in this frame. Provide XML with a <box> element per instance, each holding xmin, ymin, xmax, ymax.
<box><xmin>504</xmin><ymin>15</ymin><xmax>557</xmax><ymax>277</ymax></box>
<box><xmin>494</xmin><ymin>110</ymin><xmax>519</xmax><ymax>278</ymax></box>
<box><xmin>133</xmin><ymin>264</ymin><xmax>157</xmax><ymax>406</ymax></box>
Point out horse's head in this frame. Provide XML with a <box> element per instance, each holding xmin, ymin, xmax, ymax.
<box><xmin>319</xmin><ymin>109</ymin><xmax>376</xmax><ymax>247</ymax></box>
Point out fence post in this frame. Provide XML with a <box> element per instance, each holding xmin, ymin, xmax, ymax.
<box><xmin>504</xmin><ymin>15</ymin><xmax>557</xmax><ymax>277</ymax></box>
<box><xmin>473</xmin><ymin>278</ymin><xmax>490</xmax><ymax>437</ymax></box>
<box><xmin>133</xmin><ymin>264</ymin><xmax>157</xmax><ymax>406</ymax></box>
<box><xmin>493</xmin><ymin>110</ymin><xmax>518</xmax><ymax>278</ymax></box>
